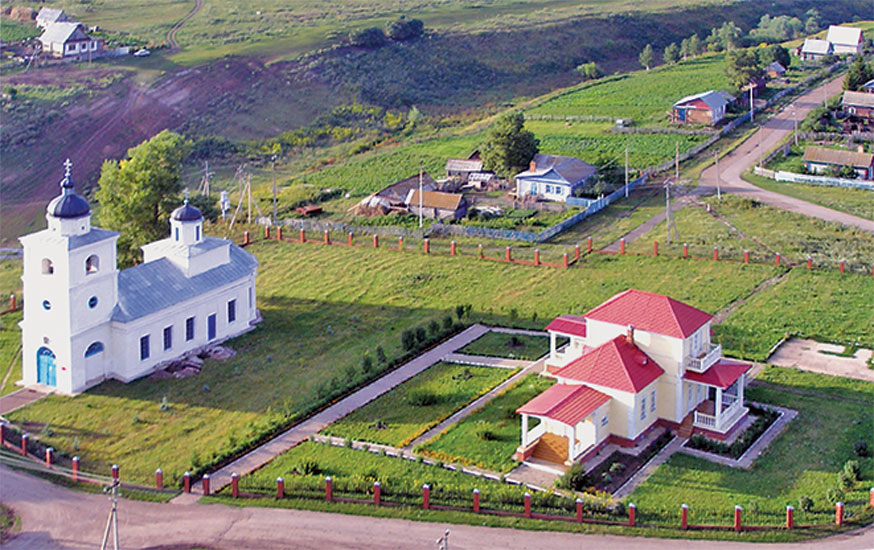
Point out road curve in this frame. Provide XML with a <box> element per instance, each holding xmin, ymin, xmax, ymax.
<box><xmin>166</xmin><ymin>0</ymin><xmax>204</xmax><ymax>51</ymax></box>
<box><xmin>3</xmin><ymin>466</ymin><xmax>873</xmax><ymax>550</ymax></box>
<box><xmin>698</xmin><ymin>74</ymin><xmax>874</xmax><ymax>234</ymax></box>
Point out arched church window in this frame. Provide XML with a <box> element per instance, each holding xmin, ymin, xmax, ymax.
<box><xmin>42</xmin><ymin>258</ymin><xmax>54</xmax><ymax>274</ymax></box>
<box><xmin>86</xmin><ymin>255</ymin><xmax>99</xmax><ymax>274</ymax></box>
<box><xmin>85</xmin><ymin>341</ymin><xmax>104</xmax><ymax>357</ymax></box>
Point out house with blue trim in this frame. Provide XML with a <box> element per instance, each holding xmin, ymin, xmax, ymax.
<box><xmin>514</xmin><ymin>154</ymin><xmax>597</xmax><ymax>203</ymax></box>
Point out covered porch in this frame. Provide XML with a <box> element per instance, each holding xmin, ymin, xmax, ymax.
<box><xmin>683</xmin><ymin>360</ymin><xmax>750</xmax><ymax>434</ymax></box>
<box><xmin>515</xmin><ymin>383</ymin><xmax>610</xmax><ymax>465</ymax></box>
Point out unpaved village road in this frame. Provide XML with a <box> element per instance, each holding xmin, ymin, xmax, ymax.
<box><xmin>698</xmin><ymin>75</ymin><xmax>874</xmax><ymax>234</ymax></box>
<box><xmin>2</xmin><ymin>466</ymin><xmax>873</xmax><ymax>550</ymax></box>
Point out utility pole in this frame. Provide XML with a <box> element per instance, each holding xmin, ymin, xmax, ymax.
<box><xmin>271</xmin><ymin>154</ymin><xmax>278</xmax><ymax>224</ymax></box>
<box><xmin>624</xmin><ymin>147</ymin><xmax>629</xmax><ymax>198</ymax></box>
<box><xmin>757</xmin><ymin>124</ymin><xmax>763</xmax><ymax>167</ymax></box>
<box><xmin>715</xmin><ymin>151</ymin><xmax>721</xmax><ymax>200</ymax></box>
<box><xmin>793</xmin><ymin>110</ymin><xmax>798</xmax><ymax>147</ymax></box>
<box><xmin>418</xmin><ymin>160</ymin><xmax>424</xmax><ymax>229</ymax></box>
<box><xmin>675</xmin><ymin>141</ymin><xmax>679</xmax><ymax>184</ymax></box>
<box><xmin>749</xmin><ymin>86</ymin><xmax>754</xmax><ymax>123</ymax></box>
<box><xmin>665</xmin><ymin>178</ymin><xmax>672</xmax><ymax>245</ymax></box>
<box><xmin>100</xmin><ymin>480</ymin><xmax>120</xmax><ymax>550</ymax></box>
<box><xmin>247</xmin><ymin>174</ymin><xmax>253</xmax><ymax>225</ymax></box>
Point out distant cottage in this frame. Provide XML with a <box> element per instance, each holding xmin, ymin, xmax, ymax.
<box><xmin>671</xmin><ymin>90</ymin><xmax>728</xmax><ymax>125</ymax></box>
<box><xmin>36</xmin><ymin>8</ymin><xmax>68</xmax><ymax>29</ymax></box>
<box><xmin>826</xmin><ymin>25</ymin><xmax>864</xmax><ymax>55</ymax></box>
<box><xmin>405</xmin><ymin>189</ymin><xmax>468</xmax><ymax>220</ymax></box>
<box><xmin>803</xmin><ymin>146</ymin><xmax>874</xmax><ymax>180</ymax></box>
<box><xmin>39</xmin><ymin>22</ymin><xmax>104</xmax><ymax>60</ymax></box>
<box><xmin>19</xmin><ymin>160</ymin><xmax>259</xmax><ymax>394</ymax></box>
<box><xmin>514</xmin><ymin>154</ymin><xmax>597</xmax><ymax>202</ymax></box>
<box><xmin>842</xmin><ymin>91</ymin><xmax>874</xmax><ymax>119</ymax></box>
<box><xmin>799</xmin><ymin>38</ymin><xmax>833</xmax><ymax>61</ymax></box>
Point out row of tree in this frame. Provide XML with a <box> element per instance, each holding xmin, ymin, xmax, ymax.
<box><xmin>349</xmin><ymin>16</ymin><xmax>425</xmax><ymax>48</ymax></box>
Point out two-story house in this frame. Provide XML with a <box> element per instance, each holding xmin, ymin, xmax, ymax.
<box><xmin>515</xmin><ymin>289</ymin><xmax>750</xmax><ymax>466</ymax></box>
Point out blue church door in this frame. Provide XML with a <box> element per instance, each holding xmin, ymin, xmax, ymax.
<box><xmin>37</xmin><ymin>347</ymin><xmax>57</xmax><ymax>386</ymax></box>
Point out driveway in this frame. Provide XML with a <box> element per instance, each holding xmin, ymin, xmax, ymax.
<box><xmin>768</xmin><ymin>338</ymin><xmax>874</xmax><ymax>382</ymax></box>
<box><xmin>3</xmin><ymin>465</ymin><xmax>873</xmax><ymax>550</ymax></box>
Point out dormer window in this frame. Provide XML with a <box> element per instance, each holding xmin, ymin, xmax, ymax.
<box><xmin>175</xmin><ymin>228</ymin><xmax>180</xmax><ymax>241</ymax></box>
<box><xmin>85</xmin><ymin>254</ymin><xmax>99</xmax><ymax>274</ymax></box>
<box><xmin>42</xmin><ymin>258</ymin><xmax>54</xmax><ymax>274</ymax></box>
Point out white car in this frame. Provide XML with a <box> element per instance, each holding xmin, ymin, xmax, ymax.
<box><xmin>133</xmin><ymin>49</ymin><xmax>151</xmax><ymax>57</ymax></box>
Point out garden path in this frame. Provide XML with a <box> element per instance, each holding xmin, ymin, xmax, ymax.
<box><xmin>174</xmin><ymin>324</ymin><xmax>494</xmax><ymax>500</ymax></box>
<box><xmin>0</xmin><ymin>387</ymin><xmax>49</xmax><ymax>416</ymax></box>
<box><xmin>441</xmin><ymin>353</ymin><xmax>533</xmax><ymax>369</ymax></box>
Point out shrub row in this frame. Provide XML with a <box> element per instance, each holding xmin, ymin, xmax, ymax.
<box><xmin>688</xmin><ymin>405</ymin><xmax>779</xmax><ymax>459</ymax></box>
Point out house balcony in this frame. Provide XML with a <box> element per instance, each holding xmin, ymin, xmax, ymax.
<box><xmin>692</xmin><ymin>396</ymin><xmax>747</xmax><ymax>433</ymax></box>
<box><xmin>685</xmin><ymin>343</ymin><xmax>722</xmax><ymax>373</ymax></box>
<box><xmin>546</xmin><ymin>345</ymin><xmax>577</xmax><ymax>372</ymax></box>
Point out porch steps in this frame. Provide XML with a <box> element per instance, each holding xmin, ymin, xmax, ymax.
<box><xmin>677</xmin><ymin>412</ymin><xmax>695</xmax><ymax>439</ymax></box>
<box><xmin>530</xmin><ymin>432</ymin><xmax>568</xmax><ymax>464</ymax></box>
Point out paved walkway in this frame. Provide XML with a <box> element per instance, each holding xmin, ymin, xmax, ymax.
<box><xmin>612</xmin><ymin>436</ymin><xmax>683</xmax><ymax>500</ymax></box>
<box><xmin>489</xmin><ymin>327</ymin><xmax>548</xmax><ymax>337</ymax></box>
<box><xmin>10</xmin><ymin>465</ymin><xmax>874</xmax><ymax>550</ymax></box>
<box><xmin>0</xmin><ymin>387</ymin><xmax>49</xmax><ymax>416</ymax></box>
<box><xmin>767</xmin><ymin>338</ymin><xmax>874</xmax><ymax>382</ymax></box>
<box><xmin>177</xmin><ymin>324</ymin><xmax>491</xmax><ymax>498</ymax></box>
<box><xmin>442</xmin><ymin>353</ymin><xmax>534</xmax><ymax>369</ymax></box>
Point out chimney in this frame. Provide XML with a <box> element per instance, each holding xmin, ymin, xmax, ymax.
<box><xmin>626</xmin><ymin>324</ymin><xmax>634</xmax><ymax>345</ymax></box>
<box><xmin>529</xmin><ymin>160</ymin><xmax>536</xmax><ymax>171</ymax></box>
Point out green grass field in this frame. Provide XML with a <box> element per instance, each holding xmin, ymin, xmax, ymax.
<box><xmin>0</xmin><ymin>17</ymin><xmax>40</xmax><ymax>43</ymax></box>
<box><xmin>418</xmin><ymin>374</ymin><xmax>554</xmax><ymax>473</ymax></box>
<box><xmin>456</xmin><ymin>332</ymin><xmax>552</xmax><ymax>361</ymax></box>
<box><xmin>322</xmin><ymin>362</ymin><xmax>514</xmax><ymax>447</ymax></box>
<box><xmin>745</xmin><ymin>173</ymin><xmax>874</xmax><ymax>222</ymax></box>
<box><xmin>629</xmin><ymin>368</ymin><xmax>873</xmax><ymax>527</ymax></box>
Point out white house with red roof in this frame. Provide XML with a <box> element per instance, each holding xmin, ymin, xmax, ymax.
<box><xmin>515</xmin><ymin>289</ymin><xmax>750</xmax><ymax>466</ymax></box>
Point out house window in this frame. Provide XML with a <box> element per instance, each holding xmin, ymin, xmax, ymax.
<box><xmin>175</xmin><ymin>228</ymin><xmax>179</xmax><ymax>241</ymax></box>
<box><xmin>84</xmin><ymin>341</ymin><xmax>104</xmax><ymax>357</ymax></box>
<box><xmin>651</xmin><ymin>390</ymin><xmax>656</xmax><ymax>412</ymax></box>
<box><xmin>185</xmin><ymin>316</ymin><xmax>195</xmax><ymax>341</ymax></box>
<box><xmin>208</xmin><ymin>314</ymin><xmax>216</xmax><ymax>340</ymax></box>
<box><xmin>42</xmin><ymin>258</ymin><xmax>54</xmax><ymax>274</ymax></box>
<box><xmin>228</xmin><ymin>299</ymin><xmax>236</xmax><ymax>323</ymax></box>
<box><xmin>554</xmin><ymin>186</ymin><xmax>563</xmax><ymax>196</ymax></box>
<box><xmin>601</xmin><ymin>415</ymin><xmax>609</xmax><ymax>427</ymax></box>
<box><xmin>640</xmin><ymin>397</ymin><xmax>646</xmax><ymax>420</ymax></box>
<box><xmin>88</xmin><ymin>296</ymin><xmax>98</xmax><ymax>309</ymax></box>
<box><xmin>196</xmin><ymin>226</ymin><xmax>200</xmax><ymax>241</ymax></box>
<box><xmin>86</xmin><ymin>254</ymin><xmax>99</xmax><ymax>274</ymax></box>
<box><xmin>140</xmin><ymin>335</ymin><xmax>150</xmax><ymax>361</ymax></box>
<box><xmin>163</xmin><ymin>326</ymin><xmax>173</xmax><ymax>350</ymax></box>
<box><xmin>42</xmin><ymin>300</ymin><xmax>51</xmax><ymax>310</ymax></box>
<box><xmin>545</xmin><ymin>185</ymin><xmax>552</xmax><ymax>194</ymax></box>
<box><xmin>248</xmin><ymin>287</ymin><xmax>253</xmax><ymax>309</ymax></box>
<box><xmin>529</xmin><ymin>183</ymin><xmax>537</xmax><ymax>195</ymax></box>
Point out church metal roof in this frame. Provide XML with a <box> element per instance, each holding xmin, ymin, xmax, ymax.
<box><xmin>112</xmin><ymin>239</ymin><xmax>257</xmax><ymax>322</ymax></box>
<box><xmin>171</xmin><ymin>200</ymin><xmax>203</xmax><ymax>221</ymax></box>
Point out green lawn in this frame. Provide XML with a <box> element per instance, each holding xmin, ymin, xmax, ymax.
<box><xmin>457</xmin><ymin>332</ymin><xmax>552</xmax><ymax>361</ymax></box>
<box><xmin>746</xmin><ymin>173</ymin><xmax>874</xmax><ymax>222</ymax></box>
<box><xmin>0</xmin><ymin>310</ymin><xmax>22</xmax><ymax>397</ymax></box>
<box><xmin>715</xmin><ymin>268</ymin><xmax>874</xmax><ymax>362</ymax></box>
<box><xmin>417</xmin><ymin>374</ymin><xmax>554</xmax><ymax>473</ymax></box>
<box><xmin>628</xmin><ymin>368</ymin><xmax>874</xmax><ymax>528</ymax></box>
<box><xmin>5</xmin><ymin>241</ymin><xmax>776</xmax><ymax>485</ymax></box>
<box><xmin>625</xmin><ymin>194</ymin><xmax>874</xmax><ymax>267</ymax></box>
<box><xmin>322</xmin><ymin>362</ymin><xmax>514</xmax><ymax>447</ymax></box>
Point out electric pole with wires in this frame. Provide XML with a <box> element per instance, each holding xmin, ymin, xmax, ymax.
<box><xmin>100</xmin><ymin>480</ymin><xmax>120</xmax><ymax>550</ymax></box>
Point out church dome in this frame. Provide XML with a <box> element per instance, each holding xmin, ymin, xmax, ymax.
<box><xmin>47</xmin><ymin>160</ymin><xmax>90</xmax><ymax>219</ymax></box>
<box><xmin>171</xmin><ymin>200</ymin><xmax>203</xmax><ymax>221</ymax></box>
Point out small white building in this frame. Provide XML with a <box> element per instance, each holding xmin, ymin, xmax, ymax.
<box><xmin>799</xmin><ymin>38</ymin><xmax>833</xmax><ymax>61</ymax></box>
<box><xmin>514</xmin><ymin>154</ymin><xmax>597</xmax><ymax>202</ymax></box>
<box><xmin>19</xmin><ymin>160</ymin><xmax>259</xmax><ymax>395</ymax></box>
<box><xmin>39</xmin><ymin>22</ymin><xmax>104</xmax><ymax>60</ymax></box>
<box><xmin>826</xmin><ymin>25</ymin><xmax>864</xmax><ymax>56</ymax></box>
<box><xmin>36</xmin><ymin>8</ymin><xmax>68</xmax><ymax>29</ymax></box>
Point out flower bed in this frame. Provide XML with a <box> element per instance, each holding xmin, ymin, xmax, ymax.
<box><xmin>686</xmin><ymin>404</ymin><xmax>779</xmax><ymax>459</ymax></box>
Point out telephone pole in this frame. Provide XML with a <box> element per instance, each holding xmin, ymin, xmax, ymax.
<box><xmin>418</xmin><ymin>160</ymin><xmax>424</xmax><ymax>229</ymax></box>
<box><xmin>624</xmin><ymin>147</ymin><xmax>629</xmax><ymax>198</ymax></box>
<box><xmin>271</xmin><ymin>154</ymin><xmax>278</xmax><ymax>224</ymax></box>
<box><xmin>665</xmin><ymin>178</ymin><xmax>672</xmax><ymax>245</ymax></box>
<box><xmin>715</xmin><ymin>151</ymin><xmax>721</xmax><ymax>200</ymax></box>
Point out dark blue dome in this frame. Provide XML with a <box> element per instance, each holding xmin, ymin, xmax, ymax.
<box><xmin>171</xmin><ymin>200</ymin><xmax>203</xmax><ymax>221</ymax></box>
<box><xmin>47</xmin><ymin>161</ymin><xmax>90</xmax><ymax>219</ymax></box>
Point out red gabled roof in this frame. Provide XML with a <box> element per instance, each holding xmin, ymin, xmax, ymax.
<box><xmin>554</xmin><ymin>336</ymin><xmax>664</xmax><ymax>393</ymax></box>
<box><xmin>516</xmin><ymin>383</ymin><xmax>610</xmax><ymax>426</ymax></box>
<box><xmin>585</xmin><ymin>289</ymin><xmax>712</xmax><ymax>339</ymax></box>
<box><xmin>545</xmin><ymin>315</ymin><xmax>587</xmax><ymax>338</ymax></box>
<box><xmin>683</xmin><ymin>359</ymin><xmax>750</xmax><ymax>389</ymax></box>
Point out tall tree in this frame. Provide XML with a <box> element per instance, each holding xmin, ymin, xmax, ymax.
<box><xmin>758</xmin><ymin>44</ymin><xmax>790</xmax><ymax>69</ymax></box>
<box><xmin>95</xmin><ymin>130</ymin><xmax>189</xmax><ymax>267</ymax></box>
<box><xmin>844</xmin><ymin>55</ymin><xmax>874</xmax><ymax>91</ymax></box>
<box><xmin>687</xmin><ymin>33</ymin><xmax>701</xmax><ymax>56</ymax></box>
<box><xmin>717</xmin><ymin>21</ymin><xmax>743</xmax><ymax>50</ymax></box>
<box><xmin>479</xmin><ymin>112</ymin><xmax>539</xmax><ymax>178</ymax></box>
<box><xmin>663</xmin><ymin>42</ymin><xmax>680</xmax><ymax>65</ymax></box>
<box><xmin>639</xmin><ymin>44</ymin><xmax>654</xmax><ymax>71</ymax></box>
<box><xmin>725</xmin><ymin>48</ymin><xmax>763</xmax><ymax>92</ymax></box>
<box><xmin>575</xmin><ymin>61</ymin><xmax>603</xmax><ymax>80</ymax></box>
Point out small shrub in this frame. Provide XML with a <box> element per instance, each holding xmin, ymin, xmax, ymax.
<box><xmin>375</xmin><ymin>345</ymin><xmax>386</xmax><ymax>364</ymax></box>
<box><xmin>131</xmin><ymin>413</ymin><xmax>142</xmax><ymax>425</ymax></box>
<box><xmin>361</xmin><ymin>355</ymin><xmax>374</xmax><ymax>373</ymax></box>
<box><xmin>601</xmin><ymin>472</ymin><xmax>612</xmax><ymax>484</ymax></box>
<box><xmin>442</xmin><ymin>315</ymin><xmax>453</xmax><ymax>330</ymax></box>
<box><xmin>508</xmin><ymin>335</ymin><xmax>522</xmax><ymax>347</ymax></box>
<box><xmin>361</xmin><ymin>443</ymin><xmax>370</xmax><ymax>452</ymax></box>
<box><xmin>452</xmin><ymin>368</ymin><xmax>473</xmax><ymax>381</ymax></box>
<box><xmin>297</xmin><ymin>459</ymin><xmax>321</xmax><ymax>475</ymax></box>
<box><xmin>415</xmin><ymin>326</ymin><xmax>427</xmax><ymax>343</ymax></box>
<box><xmin>609</xmin><ymin>462</ymin><xmax>626</xmax><ymax>474</ymax></box>
<box><xmin>798</xmin><ymin>495</ymin><xmax>813</xmax><ymax>512</ymax></box>
<box><xmin>838</xmin><ymin>470</ymin><xmax>856</xmax><ymax>490</ymax></box>
<box><xmin>401</xmin><ymin>330</ymin><xmax>416</xmax><ymax>351</ymax></box>
<box><xmin>825</xmin><ymin>487</ymin><xmax>844</xmax><ymax>504</ymax></box>
<box><xmin>854</xmin><ymin>440</ymin><xmax>869</xmax><ymax>457</ymax></box>
<box><xmin>455</xmin><ymin>304</ymin><xmax>466</xmax><ymax>320</ymax></box>
<box><xmin>843</xmin><ymin>460</ymin><xmax>861</xmax><ymax>481</ymax></box>
<box><xmin>409</xmin><ymin>390</ymin><xmax>438</xmax><ymax>406</ymax></box>
<box><xmin>475</xmin><ymin>427</ymin><xmax>498</xmax><ymax>441</ymax></box>
<box><xmin>159</xmin><ymin>396</ymin><xmax>170</xmax><ymax>411</ymax></box>
<box><xmin>557</xmin><ymin>463</ymin><xmax>591</xmax><ymax>492</ymax></box>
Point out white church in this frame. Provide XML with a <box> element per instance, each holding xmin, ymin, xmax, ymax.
<box><xmin>19</xmin><ymin>160</ymin><xmax>259</xmax><ymax>394</ymax></box>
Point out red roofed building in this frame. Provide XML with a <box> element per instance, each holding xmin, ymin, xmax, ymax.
<box><xmin>517</xmin><ymin>289</ymin><xmax>750</xmax><ymax>466</ymax></box>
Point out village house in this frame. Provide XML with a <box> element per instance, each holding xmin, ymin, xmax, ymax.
<box><xmin>826</xmin><ymin>25</ymin><xmax>864</xmax><ymax>56</ymax></box>
<box><xmin>36</xmin><ymin>8</ymin><xmax>68</xmax><ymax>29</ymax></box>
<box><xmin>799</xmin><ymin>38</ymin><xmax>833</xmax><ymax>61</ymax></box>
<box><xmin>765</xmin><ymin>61</ymin><xmax>786</xmax><ymax>79</ymax></box>
<box><xmin>862</xmin><ymin>79</ymin><xmax>874</xmax><ymax>94</ymax></box>
<box><xmin>803</xmin><ymin>146</ymin><xmax>874</xmax><ymax>179</ymax></box>
<box><xmin>671</xmin><ymin>90</ymin><xmax>728</xmax><ymax>125</ymax></box>
<box><xmin>39</xmin><ymin>21</ymin><xmax>104</xmax><ymax>60</ymax></box>
<box><xmin>445</xmin><ymin>157</ymin><xmax>484</xmax><ymax>182</ymax></box>
<box><xmin>19</xmin><ymin>161</ymin><xmax>259</xmax><ymax>395</ymax></box>
<box><xmin>515</xmin><ymin>289</ymin><xmax>750</xmax><ymax>466</ymax></box>
<box><xmin>405</xmin><ymin>189</ymin><xmax>468</xmax><ymax>220</ymax></box>
<box><xmin>513</xmin><ymin>153</ymin><xmax>597</xmax><ymax>202</ymax></box>
<box><xmin>843</xmin><ymin>90</ymin><xmax>874</xmax><ymax>119</ymax></box>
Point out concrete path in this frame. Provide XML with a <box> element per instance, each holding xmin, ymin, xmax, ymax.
<box><xmin>405</xmin><ymin>357</ymin><xmax>544</xmax><ymax>450</ymax></box>
<box><xmin>698</xmin><ymin>74</ymin><xmax>874</xmax><ymax>234</ymax></box>
<box><xmin>489</xmin><ymin>327</ymin><xmax>548</xmax><ymax>337</ymax></box>
<box><xmin>177</xmin><ymin>324</ymin><xmax>492</xmax><ymax>498</ymax></box>
<box><xmin>9</xmin><ymin>465</ymin><xmax>874</xmax><ymax>550</ymax></box>
<box><xmin>442</xmin><ymin>353</ymin><xmax>534</xmax><ymax>369</ymax></box>
<box><xmin>767</xmin><ymin>338</ymin><xmax>874</xmax><ymax>382</ymax></box>
<box><xmin>0</xmin><ymin>387</ymin><xmax>48</xmax><ymax>416</ymax></box>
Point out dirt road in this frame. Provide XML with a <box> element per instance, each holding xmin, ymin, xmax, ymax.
<box><xmin>3</xmin><ymin>465</ymin><xmax>873</xmax><ymax>550</ymax></box>
<box><xmin>698</xmin><ymin>75</ymin><xmax>874</xmax><ymax>233</ymax></box>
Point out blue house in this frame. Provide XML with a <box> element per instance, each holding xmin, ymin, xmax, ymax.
<box><xmin>514</xmin><ymin>154</ymin><xmax>597</xmax><ymax>202</ymax></box>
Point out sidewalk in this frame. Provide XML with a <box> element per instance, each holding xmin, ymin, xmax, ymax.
<box><xmin>0</xmin><ymin>387</ymin><xmax>49</xmax><ymax>416</ymax></box>
<box><xmin>173</xmin><ymin>324</ymin><xmax>491</xmax><ymax>501</ymax></box>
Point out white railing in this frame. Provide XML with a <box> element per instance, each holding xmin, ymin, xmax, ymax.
<box><xmin>693</xmin><ymin>411</ymin><xmax>716</xmax><ymax>428</ymax></box>
<box><xmin>524</xmin><ymin>423</ymin><xmax>546</xmax><ymax>447</ymax></box>
<box><xmin>693</xmin><ymin>402</ymin><xmax>747</xmax><ymax>433</ymax></box>
<box><xmin>685</xmin><ymin>343</ymin><xmax>722</xmax><ymax>373</ymax></box>
<box><xmin>722</xmin><ymin>393</ymin><xmax>738</xmax><ymax>407</ymax></box>
<box><xmin>573</xmin><ymin>441</ymin><xmax>590</xmax><ymax>460</ymax></box>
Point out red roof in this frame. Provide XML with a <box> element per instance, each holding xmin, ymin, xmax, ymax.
<box><xmin>585</xmin><ymin>289</ymin><xmax>712</xmax><ymax>339</ymax></box>
<box><xmin>683</xmin><ymin>359</ymin><xmax>750</xmax><ymax>389</ymax></box>
<box><xmin>554</xmin><ymin>336</ymin><xmax>664</xmax><ymax>393</ymax></box>
<box><xmin>545</xmin><ymin>315</ymin><xmax>587</xmax><ymax>337</ymax></box>
<box><xmin>517</xmin><ymin>383</ymin><xmax>610</xmax><ymax>426</ymax></box>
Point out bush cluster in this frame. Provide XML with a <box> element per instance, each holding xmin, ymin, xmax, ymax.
<box><xmin>688</xmin><ymin>405</ymin><xmax>778</xmax><ymax>459</ymax></box>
